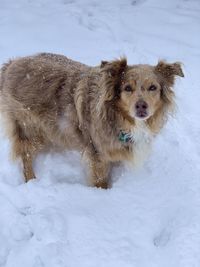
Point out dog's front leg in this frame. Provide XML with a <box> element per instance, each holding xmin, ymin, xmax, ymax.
<box><xmin>84</xmin><ymin>150</ymin><xmax>111</xmax><ymax>188</ymax></box>
<box><xmin>89</xmin><ymin>159</ymin><xmax>111</xmax><ymax>189</ymax></box>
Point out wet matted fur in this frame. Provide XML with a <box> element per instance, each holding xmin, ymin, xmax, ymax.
<box><xmin>0</xmin><ymin>53</ymin><xmax>184</xmax><ymax>188</ymax></box>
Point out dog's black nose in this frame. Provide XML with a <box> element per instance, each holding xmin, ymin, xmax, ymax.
<box><xmin>135</xmin><ymin>100</ymin><xmax>148</xmax><ymax>111</ymax></box>
<box><xmin>135</xmin><ymin>100</ymin><xmax>148</xmax><ymax>118</ymax></box>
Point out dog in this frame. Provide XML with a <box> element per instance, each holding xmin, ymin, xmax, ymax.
<box><xmin>0</xmin><ymin>53</ymin><xmax>184</xmax><ymax>188</ymax></box>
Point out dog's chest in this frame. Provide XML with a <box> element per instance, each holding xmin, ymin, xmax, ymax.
<box><xmin>130</xmin><ymin>121</ymin><xmax>153</xmax><ymax>167</ymax></box>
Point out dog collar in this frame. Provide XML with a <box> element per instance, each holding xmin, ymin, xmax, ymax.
<box><xmin>118</xmin><ymin>130</ymin><xmax>134</xmax><ymax>144</ymax></box>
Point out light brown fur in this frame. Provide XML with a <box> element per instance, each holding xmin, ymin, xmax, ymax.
<box><xmin>0</xmin><ymin>53</ymin><xmax>184</xmax><ymax>188</ymax></box>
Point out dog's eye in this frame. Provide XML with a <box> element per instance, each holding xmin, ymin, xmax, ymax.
<box><xmin>124</xmin><ymin>85</ymin><xmax>132</xmax><ymax>92</ymax></box>
<box><xmin>148</xmin><ymin>85</ymin><xmax>157</xmax><ymax>91</ymax></box>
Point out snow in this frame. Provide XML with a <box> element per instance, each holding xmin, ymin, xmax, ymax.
<box><xmin>0</xmin><ymin>0</ymin><xmax>200</xmax><ymax>266</ymax></box>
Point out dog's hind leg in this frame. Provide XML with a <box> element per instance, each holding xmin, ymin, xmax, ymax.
<box><xmin>21</xmin><ymin>150</ymin><xmax>35</xmax><ymax>182</ymax></box>
<box><xmin>8</xmin><ymin>117</ymin><xmax>45</xmax><ymax>182</ymax></box>
<box><xmin>11</xmin><ymin>120</ymin><xmax>36</xmax><ymax>182</ymax></box>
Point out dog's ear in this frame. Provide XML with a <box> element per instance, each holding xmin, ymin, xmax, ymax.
<box><xmin>155</xmin><ymin>61</ymin><xmax>184</xmax><ymax>107</ymax></box>
<box><xmin>100</xmin><ymin>61</ymin><xmax>108</xmax><ymax>68</ymax></box>
<box><xmin>100</xmin><ymin>58</ymin><xmax>127</xmax><ymax>78</ymax></box>
<box><xmin>155</xmin><ymin>61</ymin><xmax>184</xmax><ymax>86</ymax></box>
<box><xmin>98</xmin><ymin>58</ymin><xmax>127</xmax><ymax>103</ymax></box>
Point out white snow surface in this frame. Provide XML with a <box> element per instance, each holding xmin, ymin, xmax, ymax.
<box><xmin>0</xmin><ymin>0</ymin><xmax>200</xmax><ymax>266</ymax></box>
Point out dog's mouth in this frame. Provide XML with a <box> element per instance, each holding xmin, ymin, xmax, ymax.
<box><xmin>135</xmin><ymin>110</ymin><xmax>149</xmax><ymax>120</ymax></box>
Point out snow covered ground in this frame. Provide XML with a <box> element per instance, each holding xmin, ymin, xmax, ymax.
<box><xmin>0</xmin><ymin>0</ymin><xmax>200</xmax><ymax>266</ymax></box>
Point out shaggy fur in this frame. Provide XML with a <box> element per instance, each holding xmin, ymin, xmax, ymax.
<box><xmin>0</xmin><ymin>53</ymin><xmax>184</xmax><ymax>188</ymax></box>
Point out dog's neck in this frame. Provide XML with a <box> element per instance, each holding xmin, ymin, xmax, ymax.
<box><xmin>118</xmin><ymin>130</ymin><xmax>134</xmax><ymax>144</ymax></box>
<box><xmin>119</xmin><ymin>120</ymin><xmax>153</xmax><ymax>145</ymax></box>
<box><xmin>131</xmin><ymin>120</ymin><xmax>153</xmax><ymax>143</ymax></box>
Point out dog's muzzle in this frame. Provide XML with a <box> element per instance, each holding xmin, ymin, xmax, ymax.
<box><xmin>135</xmin><ymin>100</ymin><xmax>148</xmax><ymax>119</ymax></box>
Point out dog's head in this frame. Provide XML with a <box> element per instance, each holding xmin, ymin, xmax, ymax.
<box><xmin>100</xmin><ymin>58</ymin><xmax>184</xmax><ymax>124</ymax></box>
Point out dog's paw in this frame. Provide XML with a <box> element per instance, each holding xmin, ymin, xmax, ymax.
<box><xmin>93</xmin><ymin>180</ymin><xmax>109</xmax><ymax>189</ymax></box>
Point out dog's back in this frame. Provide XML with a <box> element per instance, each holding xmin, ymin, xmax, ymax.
<box><xmin>1</xmin><ymin>53</ymin><xmax>88</xmax><ymax>108</ymax></box>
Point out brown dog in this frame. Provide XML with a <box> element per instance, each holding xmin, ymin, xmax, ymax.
<box><xmin>0</xmin><ymin>53</ymin><xmax>184</xmax><ymax>188</ymax></box>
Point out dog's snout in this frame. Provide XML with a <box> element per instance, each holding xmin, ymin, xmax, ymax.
<box><xmin>135</xmin><ymin>100</ymin><xmax>148</xmax><ymax>119</ymax></box>
<box><xmin>135</xmin><ymin>100</ymin><xmax>148</xmax><ymax>111</ymax></box>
